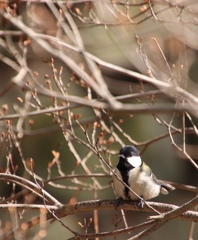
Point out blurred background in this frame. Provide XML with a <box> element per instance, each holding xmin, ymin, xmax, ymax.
<box><xmin>0</xmin><ymin>1</ymin><xmax>197</xmax><ymax>239</ymax></box>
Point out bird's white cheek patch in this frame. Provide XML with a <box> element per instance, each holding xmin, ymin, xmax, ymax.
<box><xmin>127</xmin><ymin>156</ymin><xmax>142</xmax><ymax>167</ymax></box>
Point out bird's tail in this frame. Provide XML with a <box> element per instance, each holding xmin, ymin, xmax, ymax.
<box><xmin>159</xmin><ymin>181</ymin><xmax>175</xmax><ymax>195</ymax></box>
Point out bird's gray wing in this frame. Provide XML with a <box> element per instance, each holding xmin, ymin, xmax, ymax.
<box><xmin>141</xmin><ymin>163</ymin><xmax>175</xmax><ymax>194</ymax></box>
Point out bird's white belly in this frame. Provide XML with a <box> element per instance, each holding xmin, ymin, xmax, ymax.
<box><xmin>113</xmin><ymin>168</ymin><xmax>161</xmax><ymax>200</ymax></box>
<box><xmin>128</xmin><ymin>168</ymin><xmax>160</xmax><ymax>200</ymax></box>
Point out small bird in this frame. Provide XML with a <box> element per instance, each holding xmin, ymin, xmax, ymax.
<box><xmin>112</xmin><ymin>145</ymin><xmax>175</xmax><ymax>207</ymax></box>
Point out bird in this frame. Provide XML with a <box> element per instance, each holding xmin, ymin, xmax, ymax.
<box><xmin>112</xmin><ymin>145</ymin><xmax>175</xmax><ymax>208</ymax></box>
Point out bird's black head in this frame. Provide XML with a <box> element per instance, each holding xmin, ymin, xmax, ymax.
<box><xmin>118</xmin><ymin>145</ymin><xmax>142</xmax><ymax>168</ymax></box>
<box><xmin>119</xmin><ymin>145</ymin><xmax>139</xmax><ymax>157</ymax></box>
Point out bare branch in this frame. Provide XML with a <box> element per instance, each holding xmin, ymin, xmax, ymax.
<box><xmin>0</xmin><ymin>173</ymin><xmax>62</xmax><ymax>206</ymax></box>
<box><xmin>2</xmin><ymin>199</ymin><xmax>198</xmax><ymax>239</ymax></box>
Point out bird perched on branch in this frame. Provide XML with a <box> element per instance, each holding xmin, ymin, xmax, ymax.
<box><xmin>112</xmin><ymin>145</ymin><xmax>175</xmax><ymax>208</ymax></box>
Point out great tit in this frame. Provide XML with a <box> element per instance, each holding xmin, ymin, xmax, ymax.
<box><xmin>112</xmin><ymin>145</ymin><xmax>175</xmax><ymax>207</ymax></box>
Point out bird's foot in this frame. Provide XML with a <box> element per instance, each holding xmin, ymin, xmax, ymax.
<box><xmin>137</xmin><ymin>198</ymin><xmax>145</xmax><ymax>209</ymax></box>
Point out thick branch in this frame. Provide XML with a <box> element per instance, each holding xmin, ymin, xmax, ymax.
<box><xmin>52</xmin><ymin>199</ymin><xmax>198</xmax><ymax>222</ymax></box>
<box><xmin>128</xmin><ymin>196</ymin><xmax>198</xmax><ymax>239</ymax></box>
<box><xmin>2</xmin><ymin>199</ymin><xmax>197</xmax><ymax>239</ymax></box>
